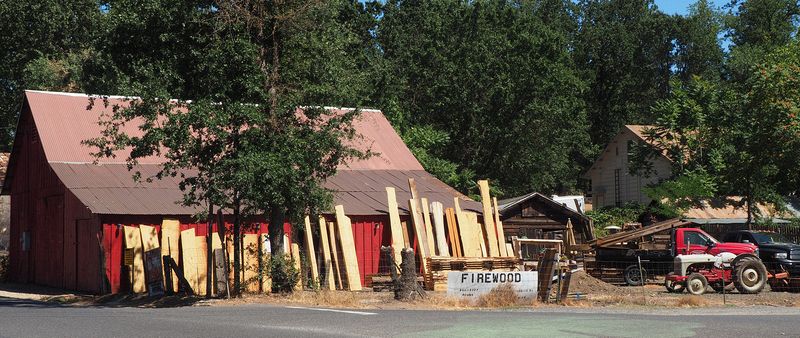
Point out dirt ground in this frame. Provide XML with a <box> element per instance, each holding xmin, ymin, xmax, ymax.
<box><xmin>5</xmin><ymin>269</ymin><xmax>800</xmax><ymax>309</ymax></box>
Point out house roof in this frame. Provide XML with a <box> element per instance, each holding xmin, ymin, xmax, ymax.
<box><xmin>584</xmin><ymin>124</ymin><xmax>661</xmax><ymax>177</ymax></box>
<box><xmin>497</xmin><ymin>192</ymin><xmax>593</xmax><ymax>240</ymax></box>
<box><xmin>9</xmin><ymin>90</ymin><xmax>479</xmax><ymax>215</ymax></box>
<box><xmin>681</xmin><ymin>197</ymin><xmax>792</xmax><ymax>224</ymax></box>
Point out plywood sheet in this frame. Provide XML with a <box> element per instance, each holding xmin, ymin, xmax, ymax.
<box><xmin>386</xmin><ymin>187</ymin><xmax>404</xmax><ymax>267</ymax></box>
<box><xmin>464</xmin><ymin>212</ymin><xmax>486</xmax><ymax>257</ymax></box>
<box><xmin>303</xmin><ymin>216</ymin><xmax>319</xmax><ymax>284</ymax></box>
<box><xmin>195</xmin><ymin>236</ymin><xmax>208</xmax><ymax>296</ymax></box>
<box><xmin>477</xmin><ymin>180</ymin><xmax>500</xmax><ymax>257</ymax></box>
<box><xmin>160</xmin><ymin>219</ymin><xmax>181</xmax><ymax>292</ymax></box>
<box><xmin>453</xmin><ymin>199</ymin><xmax>481</xmax><ymax>257</ymax></box>
<box><xmin>123</xmin><ymin>225</ymin><xmax>146</xmax><ymax>293</ymax></box>
<box><xmin>260</xmin><ymin>234</ymin><xmax>272</xmax><ymax>294</ymax></box>
<box><xmin>243</xmin><ymin>234</ymin><xmax>259</xmax><ymax>293</ymax></box>
<box><xmin>431</xmin><ymin>202</ymin><xmax>449</xmax><ymax>257</ymax></box>
<box><xmin>291</xmin><ymin>243</ymin><xmax>302</xmax><ymax>290</ymax></box>
<box><xmin>318</xmin><ymin>217</ymin><xmax>335</xmax><ymax>290</ymax></box>
<box><xmin>140</xmin><ymin>225</ymin><xmax>159</xmax><ymax>251</ymax></box>
<box><xmin>334</xmin><ymin>205</ymin><xmax>362</xmax><ymax>291</ymax></box>
<box><xmin>180</xmin><ymin>228</ymin><xmax>198</xmax><ymax>294</ymax></box>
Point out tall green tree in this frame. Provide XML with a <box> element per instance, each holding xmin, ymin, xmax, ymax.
<box><xmin>0</xmin><ymin>0</ymin><xmax>100</xmax><ymax>149</ymax></box>
<box><xmin>378</xmin><ymin>0</ymin><xmax>592</xmax><ymax>196</ymax></box>
<box><xmin>674</xmin><ymin>0</ymin><xmax>725</xmax><ymax>82</ymax></box>
<box><xmin>574</xmin><ymin>0</ymin><xmax>677</xmax><ymax>146</ymax></box>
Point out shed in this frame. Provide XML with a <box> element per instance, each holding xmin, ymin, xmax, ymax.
<box><xmin>497</xmin><ymin>192</ymin><xmax>594</xmax><ymax>243</ymax></box>
<box><xmin>3</xmin><ymin>90</ymin><xmax>480</xmax><ymax>293</ymax></box>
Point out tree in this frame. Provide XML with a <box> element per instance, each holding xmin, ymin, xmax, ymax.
<box><xmin>0</xmin><ymin>0</ymin><xmax>100</xmax><ymax>149</ymax></box>
<box><xmin>574</xmin><ymin>0</ymin><xmax>677</xmax><ymax>146</ymax></box>
<box><xmin>378</xmin><ymin>0</ymin><xmax>592</xmax><ymax>196</ymax></box>
<box><xmin>674</xmin><ymin>0</ymin><xmax>725</xmax><ymax>82</ymax></box>
<box><xmin>86</xmin><ymin>0</ymin><xmax>370</xmax><ymax>295</ymax></box>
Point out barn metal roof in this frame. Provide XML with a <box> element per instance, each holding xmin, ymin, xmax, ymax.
<box><xmin>15</xmin><ymin>90</ymin><xmax>476</xmax><ymax>216</ymax></box>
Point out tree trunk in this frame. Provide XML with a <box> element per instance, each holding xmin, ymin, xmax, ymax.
<box><xmin>268</xmin><ymin>205</ymin><xmax>285</xmax><ymax>256</ymax></box>
<box><xmin>233</xmin><ymin>198</ymin><xmax>242</xmax><ymax>297</ymax></box>
<box><xmin>206</xmin><ymin>203</ymin><xmax>214</xmax><ymax>298</ymax></box>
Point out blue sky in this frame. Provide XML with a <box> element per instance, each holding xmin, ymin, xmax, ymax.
<box><xmin>654</xmin><ymin>0</ymin><xmax>728</xmax><ymax>15</ymax></box>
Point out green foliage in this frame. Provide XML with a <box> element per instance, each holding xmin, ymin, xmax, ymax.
<box><xmin>643</xmin><ymin>169</ymin><xmax>716</xmax><ymax>216</ymax></box>
<box><xmin>269</xmin><ymin>254</ymin><xmax>301</xmax><ymax>294</ymax></box>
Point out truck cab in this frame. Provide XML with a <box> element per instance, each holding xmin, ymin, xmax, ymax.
<box><xmin>671</xmin><ymin>228</ymin><xmax>758</xmax><ymax>256</ymax></box>
<box><xmin>722</xmin><ymin>230</ymin><xmax>800</xmax><ymax>275</ymax></box>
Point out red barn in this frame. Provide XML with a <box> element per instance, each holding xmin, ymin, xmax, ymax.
<box><xmin>3</xmin><ymin>90</ymin><xmax>480</xmax><ymax>293</ymax></box>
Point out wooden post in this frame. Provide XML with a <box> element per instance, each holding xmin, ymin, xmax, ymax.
<box><xmin>477</xmin><ymin>180</ymin><xmax>500</xmax><ymax>257</ymax></box>
<box><xmin>386</xmin><ymin>187</ymin><xmax>405</xmax><ymax>267</ymax></box>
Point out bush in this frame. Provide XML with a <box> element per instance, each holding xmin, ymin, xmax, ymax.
<box><xmin>269</xmin><ymin>254</ymin><xmax>300</xmax><ymax>293</ymax></box>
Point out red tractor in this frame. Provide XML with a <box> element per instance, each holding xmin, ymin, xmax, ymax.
<box><xmin>664</xmin><ymin>252</ymin><xmax>772</xmax><ymax>295</ymax></box>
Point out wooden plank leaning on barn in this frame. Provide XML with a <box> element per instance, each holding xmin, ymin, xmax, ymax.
<box><xmin>243</xmin><ymin>234</ymin><xmax>259</xmax><ymax>293</ymax></box>
<box><xmin>421</xmin><ymin>197</ymin><xmax>436</xmax><ymax>256</ymax></box>
<box><xmin>385</xmin><ymin>187</ymin><xmax>405</xmax><ymax>267</ymax></box>
<box><xmin>445</xmin><ymin>208</ymin><xmax>462</xmax><ymax>257</ymax></box>
<box><xmin>334</xmin><ymin>205</ymin><xmax>362</xmax><ymax>291</ymax></box>
<box><xmin>195</xmin><ymin>235</ymin><xmax>208</xmax><ymax>296</ymax></box>
<box><xmin>160</xmin><ymin>219</ymin><xmax>181</xmax><ymax>292</ymax></box>
<box><xmin>318</xmin><ymin>216</ymin><xmax>335</xmax><ymax>290</ymax></box>
<box><xmin>259</xmin><ymin>234</ymin><xmax>272</xmax><ymax>293</ymax></box>
<box><xmin>291</xmin><ymin>243</ymin><xmax>302</xmax><ymax>290</ymax></box>
<box><xmin>477</xmin><ymin>180</ymin><xmax>500</xmax><ymax>257</ymax></box>
<box><xmin>464</xmin><ymin>211</ymin><xmax>487</xmax><ymax>257</ymax></box>
<box><xmin>303</xmin><ymin>216</ymin><xmax>319</xmax><ymax>285</ymax></box>
<box><xmin>327</xmin><ymin>221</ymin><xmax>344</xmax><ymax>290</ymax></box>
<box><xmin>453</xmin><ymin>198</ymin><xmax>480</xmax><ymax>257</ymax></box>
<box><xmin>430</xmin><ymin>201</ymin><xmax>449</xmax><ymax>257</ymax></box>
<box><xmin>123</xmin><ymin>225</ymin><xmax>146</xmax><ymax>293</ymax></box>
<box><xmin>179</xmin><ymin>228</ymin><xmax>198</xmax><ymax>294</ymax></box>
<box><xmin>407</xmin><ymin>199</ymin><xmax>430</xmax><ymax>276</ymax></box>
<box><xmin>492</xmin><ymin>197</ymin><xmax>509</xmax><ymax>257</ymax></box>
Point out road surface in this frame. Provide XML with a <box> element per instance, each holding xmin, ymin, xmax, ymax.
<box><xmin>0</xmin><ymin>297</ymin><xmax>798</xmax><ymax>337</ymax></box>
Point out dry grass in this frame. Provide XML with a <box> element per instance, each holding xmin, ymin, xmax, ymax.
<box><xmin>474</xmin><ymin>284</ymin><xmax>523</xmax><ymax>308</ymax></box>
<box><xmin>674</xmin><ymin>295</ymin><xmax>709</xmax><ymax>307</ymax></box>
<box><xmin>281</xmin><ymin>290</ymin><xmax>360</xmax><ymax>308</ymax></box>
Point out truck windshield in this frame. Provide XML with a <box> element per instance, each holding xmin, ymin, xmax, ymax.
<box><xmin>685</xmin><ymin>231</ymin><xmax>715</xmax><ymax>245</ymax></box>
<box><xmin>752</xmin><ymin>232</ymin><xmax>793</xmax><ymax>244</ymax></box>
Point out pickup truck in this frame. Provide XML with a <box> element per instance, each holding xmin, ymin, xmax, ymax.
<box><xmin>593</xmin><ymin>223</ymin><xmax>758</xmax><ymax>286</ymax></box>
<box><xmin>722</xmin><ymin>230</ymin><xmax>800</xmax><ymax>276</ymax></box>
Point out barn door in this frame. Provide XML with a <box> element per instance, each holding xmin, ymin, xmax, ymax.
<box><xmin>76</xmin><ymin>219</ymin><xmax>101</xmax><ymax>292</ymax></box>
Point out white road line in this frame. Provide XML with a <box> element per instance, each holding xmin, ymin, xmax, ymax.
<box><xmin>285</xmin><ymin>306</ymin><xmax>377</xmax><ymax>316</ymax></box>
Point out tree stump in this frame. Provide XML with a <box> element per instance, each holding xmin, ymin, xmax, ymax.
<box><xmin>396</xmin><ymin>248</ymin><xmax>417</xmax><ymax>301</ymax></box>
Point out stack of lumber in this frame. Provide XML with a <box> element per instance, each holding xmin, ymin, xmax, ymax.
<box><xmin>424</xmin><ymin>256</ymin><xmax>522</xmax><ymax>291</ymax></box>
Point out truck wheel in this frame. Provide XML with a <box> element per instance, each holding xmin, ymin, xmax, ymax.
<box><xmin>686</xmin><ymin>273</ymin><xmax>708</xmax><ymax>295</ymax></box>
<box><xmin>624</xmin><ymin>265</ymin><xmax>646</xmax><ymax>286</ymax></box>
<box><xmin>734</xmin><ymin>258</ymin><xmax>767</xmax><ymax>294</ymax></box>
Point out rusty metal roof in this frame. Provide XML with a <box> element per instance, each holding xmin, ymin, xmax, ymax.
<box><xmin>22</xmin><ymin>90</ymin><xmax>474</xmax><ymax>216</ymax></box>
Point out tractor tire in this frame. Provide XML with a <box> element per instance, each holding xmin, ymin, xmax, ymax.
<box><xmin>624</xmin><ymin>265</ymin><xmax>646</xmax><ymax>286</ymax></box>
<box><xmin>665</xmin><ymin>279</ymin><xmax>685</xmax><ymax>293</ymax></box>
<box><xmin>711</xmin><ymin>282</ymin><xmax>735</xmax><ymax>293</ymax></box>
<box><xmin>733</xmin><ymin>257</ymin><xmax>768</xmax><ymax>294</ymax></box>
<box><xmin>686</xmin><ymin>273</ymin><xmax>708</xmax><ymax>295</ymax></box>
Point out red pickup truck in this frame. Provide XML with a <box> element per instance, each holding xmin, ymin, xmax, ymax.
<box><xmin>672</xmin><ymin>227</ymin><xmax>758</xmax><ymax>256</ymax></box>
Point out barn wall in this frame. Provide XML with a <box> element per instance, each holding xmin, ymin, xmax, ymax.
<box><xmin>100</xmin><ymin>217</ymin><xmax>294</xmax><ymax>294</ymax></box>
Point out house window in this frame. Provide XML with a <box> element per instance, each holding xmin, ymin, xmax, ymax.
<box><xmin>614</xmin><ymin>169</ymin><xmax>621</xmax><ymax>207</ymax></box>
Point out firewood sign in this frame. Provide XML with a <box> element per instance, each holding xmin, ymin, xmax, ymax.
<box><xmin>446</xmin><ymin>271</ymin><xmax>537</xmax><ymax>299</ymax></box>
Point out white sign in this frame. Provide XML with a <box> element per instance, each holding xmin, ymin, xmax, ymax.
<box><xmin>447</xmin><ymin>271</ymin><xmax>537</xmax><ymax>299</ymax></box>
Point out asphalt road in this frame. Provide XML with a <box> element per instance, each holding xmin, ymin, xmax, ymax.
<box><xmin>1</xmin><ymin>297</ymin><xmax>799</xmax><ymax>337</ymax></box>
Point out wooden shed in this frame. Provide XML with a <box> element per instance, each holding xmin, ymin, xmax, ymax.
<box><xmin>497</xmin><ymin>192</ymin><xmax>594</xmax><ymax>243</ymax></box>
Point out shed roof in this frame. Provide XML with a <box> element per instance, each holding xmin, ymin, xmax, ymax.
<box><xmin>9</xmin><ymin>90</ymin><xmax>477</xmax><ymax>216</ymax></box>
